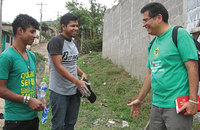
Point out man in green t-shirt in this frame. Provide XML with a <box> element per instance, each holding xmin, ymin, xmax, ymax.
<box><xmin>0</xmin><ymin>14</ymin><xmax>46</xmax><ymax>130</ymax></box>
<box><xmin>127</xmin><ymin>2</ymin><xmax>199</xmax><ymax>130</ymax></box>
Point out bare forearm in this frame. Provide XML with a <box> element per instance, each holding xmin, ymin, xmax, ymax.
<box><xmin>77</xmin><ymin>66</ymin><xmax>84</xmax><ymax>77</ymax></box>
<box><xmin>187</xmin><ymin>61</ymin><xmax>199</xmax><ymax>101</ymax></box>
<box><xmin>55</xmin><ymin>64</ymin><xmax>79</xmax><ymax>84</ymax></box>
<box><xmin>137</xmin><ymin>69</ymin><xmax>151</xmax><ymax>101</ymax></box>
<box><xmin>0</xmin><ymin>87</ymin><xmax>24</xmax><ymax>103</ymax></box>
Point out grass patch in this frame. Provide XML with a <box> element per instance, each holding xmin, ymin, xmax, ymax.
<box><xmin>38</xmin><ymin>52</ymin><xmax>200</xmax><ymax>130</ymax></box>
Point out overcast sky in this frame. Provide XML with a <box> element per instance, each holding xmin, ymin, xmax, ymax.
<box><xmin>2</xmin><ymin>0</ymin><xmax>116</xmax><ymax>23</ymax></box>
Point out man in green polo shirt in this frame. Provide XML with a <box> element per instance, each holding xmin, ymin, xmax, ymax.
<box><xmin>0</xmin><ymin>14</ymin><xmax>46</xmax><ymax>130</ymax></box>
<box><xmin>127</xmin><ymin>2</ymin><xmax>199</xmax><ymax>130</ymax></box>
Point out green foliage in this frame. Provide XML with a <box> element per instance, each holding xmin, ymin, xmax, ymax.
<box><xmin>8</xmin><ymin>29</ymin><xmax>13</xmax><ymax>33</ymax></box>
<box><xmin>32</xmin><ymin>52</ymin><xmax>47</xmax><ymax>75</ymax></box>
<box><xmin>45</xmin><ymin>19</ymin><xmax>61</xmax><ymax>33</ymax></box>
<box><xmin>65</xmin><ymin>0</ymin><xmax>106</xmax><ymax>53</ymax></box>
<box><xmin>81</xmin><ymin>37</ymin><xmax>102</xmax><ymax>53</ymax></box>
<box><xmin>41</xmin><ymin>22</ymin><xmax>49</xmax><ymax>32</ymax></box>
<box><xmin>33</xmin><ymin>52</ymin><xmax>47</xmax><ymax>64</ymax></box>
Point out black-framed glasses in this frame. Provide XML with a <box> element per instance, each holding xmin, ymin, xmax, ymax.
<box><xmin>143</xmin><ymin>17</ymin><xmax>153</xmax><ymax>24</ymax></box>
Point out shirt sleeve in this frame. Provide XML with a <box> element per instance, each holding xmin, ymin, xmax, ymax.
<box><xmin>47</xmin><ymin>35</ymin><xmax>64</xmax><ymax>55</ymax></box>
<box><xmin>146</xmin><ymin>38</ymin><xmax>156</xmax><ymax>68</ymax></box>
<box><xmin>177</xmin><ymin>28</ymin><xmax>198</xmax><ymax>62</ymax></box>
<box><xmin>0</xmin><ymin>54</ymin><xmax>12</xmax><ymax>79</ymax></box>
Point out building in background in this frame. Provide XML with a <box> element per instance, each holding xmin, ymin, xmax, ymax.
<box><xmin>1</xmin><ymin>29</ymin><xmax>14</xmax><ymax>52</ymax></box>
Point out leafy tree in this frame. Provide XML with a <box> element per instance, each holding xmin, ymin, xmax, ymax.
<box><xmin>65</xmin><ymin>0</ymin><xmax>106</xmax><ymax>54</ymax></box>
<box><xmin>41</xmin><ymin>22</ymin><xmax>55</xmax><ymax>41</ymax></box>
<box><xmin>41</xmin><ymin>22</ymin><xmax>49</xmax><ymax>32</ymax></box>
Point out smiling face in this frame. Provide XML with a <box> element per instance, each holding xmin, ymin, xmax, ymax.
<box><xmin>62</xmin><ymin>20</ymin><xmax>79</xmax><ymax>40</ymax></box>
<box><xmin>142</xmin><ymin>11</ymin><xmax>157</xmax><ymax>35</ymax></box>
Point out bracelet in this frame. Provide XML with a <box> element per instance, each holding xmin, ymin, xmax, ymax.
<box><xmin>23</xmin><ymin>96</ymin><xmax>30</xmax><ymax>104</ymax></box>
<box><xmin>189</xmin><ymin>99</ymin><xmax>199</xmax><ymax>104</ymax></box>
<box><xmin>25</xmin><ymin>96</ymin><xmax>30</xmax><ymax>104</ymax></box>
<box><xmin>23</xmin><ymin>96</ymin><xmax>27</xmax><ymax>104</ymax></box>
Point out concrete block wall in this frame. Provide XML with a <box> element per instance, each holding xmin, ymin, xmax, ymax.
<box><xmin>102</xmin><ymin>0</ymin><xmax>200</xmax><ymax>80</ymax></box>
<box><xmin>187</xmin><ymin>0</ymin><xmax>200</xmax><ymax>32</ymax></box>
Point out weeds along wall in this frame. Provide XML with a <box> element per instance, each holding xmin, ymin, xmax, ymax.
<box><xmin>102</xmin><ymin>0</ymin><xmax>200</xmax><ymax>80</ymax></box>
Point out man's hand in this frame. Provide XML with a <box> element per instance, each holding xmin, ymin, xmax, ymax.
<box><xmin>40</xmin><ymin>98</ymin><xmax>47</xmax><ymax>109</ymax></box>
<box><xmin>77</xmin><ymin>80</ymin><xmax>91</xmax><ymax>97</ymax></box>
<box><xmin>178</xmin><ymin>101</ymin><xmax>198</xmax><ymax>115</ymax></box>
<box><xmin>127</xmin><ymin>99</ymin><xmax>142</xmax><ymax>118</ymax></box>
<box><xmin>28</xmin><ymin>98</ymin><xmax>44</xmax><ymax>111</ymax></box>
<box><xmin>81</xmin><ymin>73</ymin><xmax>87</xmax><ymax>80</ymax></box>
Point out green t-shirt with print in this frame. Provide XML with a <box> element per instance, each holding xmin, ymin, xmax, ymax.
<box><xmin>146</xmin><ymin>26</ymin><xmax>198</xmax><ymax>108</ymax></box>
<box><xmin>0</xmin><ymin>47</ymin><xmax>38</xmax><ymax>121</ymax></box>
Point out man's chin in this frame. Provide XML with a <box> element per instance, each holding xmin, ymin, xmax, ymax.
<box><xmin>148</xmin><ymin>31</ymin><xmax>154</xmax><ymax>35</ymax></box>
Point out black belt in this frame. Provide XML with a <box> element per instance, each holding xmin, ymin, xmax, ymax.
<box><xmin>5</xmin><ymin>117</ymin><xmax>38</xmax><ymax>124</ymax></box>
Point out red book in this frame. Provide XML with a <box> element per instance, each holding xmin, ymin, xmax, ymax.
<box><xmin>175</xmin><ymin>96</ymin><xmax>200</xmax><ymax>114</ymax></box>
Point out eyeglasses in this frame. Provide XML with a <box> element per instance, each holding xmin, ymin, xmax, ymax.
<box><xmin>143</xmin><ymin>17</ymin><xmax>153</xmax><ymax>24</ymax></box>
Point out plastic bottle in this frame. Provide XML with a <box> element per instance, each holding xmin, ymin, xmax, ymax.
<box><xmin>41</xmin><ymin>104</ymin><xmax>49</xmax><ymax>124</ymax></box>
<box><xmin>38</xmin><ymin>76</ymin><xmax>48</xmax><ymax>101</ymax></box>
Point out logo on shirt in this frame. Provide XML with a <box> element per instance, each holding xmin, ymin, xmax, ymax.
<box><xmin>154</xmin><ymin>48</ymin><xmax>159</xmax><ymax>55</ymax></box>
<box><xmin>62</xmin><ymin>51</ymin><xmax>78</xmax><ymax>62</ymax></box>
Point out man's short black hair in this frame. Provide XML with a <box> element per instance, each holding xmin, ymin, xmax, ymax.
<box><xmin>140</xmin><ymin>2</ymin><xmax>169</xmax><ymax>23</ymax></box>
<box><xmin>60</xmin><ymin>13</ymin><xmax>78</xmax><ymax>26</ymax></box>
<box><xmin>12</xmin><ymin>14</ymin><xmax>40</xmax><ymax>36</ymax></box>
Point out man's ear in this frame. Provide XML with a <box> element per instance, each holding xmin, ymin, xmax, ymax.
<box><xmin>156</xmin><ymin>14</ymin><xmax>163</xmax><ymax>24</ymax></box>
<box><xmin>17</xmin><ymin>27</ymin><xmax>24</xmax><ymax>35</ymax></box>
<box><xmin>61</xmin><ymin>24</ymin><xmax>66</xmax><ymax>31</ymax></box>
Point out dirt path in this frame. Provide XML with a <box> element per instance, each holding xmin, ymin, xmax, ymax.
<box><xmin>31</xmin><ymin>42</ymin><xmax>48</xmax><ymax>59</ymax></box>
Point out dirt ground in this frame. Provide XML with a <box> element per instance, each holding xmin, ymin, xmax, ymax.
<box><xmin>31</xmin><ymin>42</ymin><xmax>48</xmax><ymax>59</ymax></box>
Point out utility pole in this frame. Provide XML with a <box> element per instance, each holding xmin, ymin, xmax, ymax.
<box><xmin>36</xmin><ymin>2</ymin><xmax>47</xmax><ymax>43</ymax></box>
<box><xmin>56</xmin><ymin>11</ymin><xmax>60</xmax><ymax>19</ymax></box>
<box><xmin>0</xmin><ymin>0</ymin><xmax>3</xmax><ymax>53</ymax></box>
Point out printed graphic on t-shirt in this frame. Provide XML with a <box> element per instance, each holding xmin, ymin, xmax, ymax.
<box><xmin>151</xmin><ymin>60</ymin><xmax>164</xmax><ymax>72</ymax></box>
<box><xmin>151</xmin><ymin>47</ymin><xmax>164</xmax><ymax>73</ymax></box>
<box><xmin>62</xmin><ymin>51</ymin><xmax>78</xmax><ymax>62</ymax></box>
<box><xmin>154</xmin><ymin>48</ymin><xmax>159</xmax><ymax>55</ymax></box>
<box><xmin>20</xmin><ymin>71</ymin><xmax>35</xmax><ymax>97</ymax></box>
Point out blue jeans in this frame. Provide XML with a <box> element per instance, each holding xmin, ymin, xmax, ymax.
<box><xmin>50</xmin><ymin>91</ymin><xmax>80</xmax><ymax>130</ymax></box>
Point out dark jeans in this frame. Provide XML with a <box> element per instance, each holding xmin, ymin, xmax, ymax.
<box><xmin>50</xmin><ymin>91</ymin><xmax>80</xmax><ymax>130</ymax></box>
<box><xmin>3</xmin><ymin>117</ymin><xmax>39</xmax><ymax>130</ymax></box>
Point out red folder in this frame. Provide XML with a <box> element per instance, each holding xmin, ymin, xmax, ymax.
<box><xmin>175</xmin><ymin>96</ymin><xmax>200</xmax><ymax>114</ymax></box>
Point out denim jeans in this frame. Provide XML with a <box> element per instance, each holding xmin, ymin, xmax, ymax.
<box><xmin>50</xmin><ymin>90</ymin><xmax>80</xmax><ymax>130</ymax></box>
<box><xmin>3</xmin><ymin>117</ymin><xmax>39</xmax><ymax>130</ymax></box>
